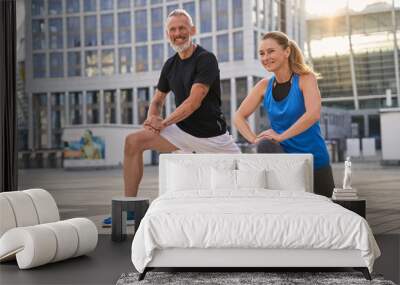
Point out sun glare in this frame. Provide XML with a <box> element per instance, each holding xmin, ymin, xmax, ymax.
<box><xmin>305</xmin><ymin>0</ymin><xmax>385</xmax><ymax>17</ymax></box>
<box><xmin>306</xmin><ymin>0</ymin><xmax>347</xmax><ymax>16</ymax></box>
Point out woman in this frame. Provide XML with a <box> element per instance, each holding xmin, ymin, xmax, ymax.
<box><xmin>234</xmin><ymin>31</ymin><xmax>335</xmax><ymax>197</ymax></box>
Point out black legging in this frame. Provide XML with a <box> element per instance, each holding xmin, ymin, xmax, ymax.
<box><xmin>256</xmin><ymin>140</ymin><xmax>335</xmax><ymax>197</ymax></box>
<box><xmin>313</xmin><ymin>164</ymin><xmax>335</xmax><ymax>197</ymax></box>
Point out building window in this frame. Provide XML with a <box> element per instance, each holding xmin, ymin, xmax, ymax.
<box><xmin>101</xmin><ymin>49</ymin><xmax>115</xmax><ymax>75</ymax></box>
<box><xmin>32</xmin><ymin>0</ymin><xmax>45</xmax><ymax>16</ymax></box>
<box><xmin>104</xmin><ymin>90</ymin><xmax>116</xmax><ymax>124</ymax></box>
<box><xmin>67</xmin><ymin>17</ymin><xmax>81</xmax><ymax>48</ymax></box>
<box><xmin>134</xmin><ymin>0</ymin><xmax>147</xmax><ymax>7</ymax></box>
<box><xmin>67</xmin><ymin>0</ymin><xmax>80</xmax><ymax>13</ymax></box>
<box><xmin>183</xmin><ymin>2</ymin><xmax>196</xmax><ymax>24</ymax></box>
<box><xmin>69</xmin><ymin>92</ymin><xmax>83</xmax><ymax>125</ymax></box>
<box><xmin>118</xmin><ymin>12</ymin><xmax>131</xmax><ymax>44</ymax></box>
<box><xmin>135</xmin><ymin>10</ymin><xmax>147</xmax><ymax>42</ymax></box>
<box><xmin>118</xmin><ymin>0</ymin><xmax>130</xmax><ymax>9</ymax></box>
<box><xmin>85</xmin><ymin>50</ymin><xmax>98</xmax><ymax>77</ymax></box>
<box><xmin>200</xmin><ymin>37</ymin><xmax>213</xmax><ymax>53</ymax></box>
<box><xmin>137</xmin><ymin>87</ymin><xmax>150</xmax><ymax>124</ymax></box>
<box><xmin>100</xmin><ymin>0</ymin><xmax>113</xmax><ymax>10</ymax></box>
<box><xmin>135</xmin><ymin>46</ymin><xmax>148</xmax><ymax>72</ymax></box>
<box><xmin>33</xmin><ymin>53</ymin><xmax>46</xmax><ymax>78</ymax></box>
<box><xmin>324</xmin><ymin>101</ymin><xmax>355</xmax><ymax>110</ymax></box>
<box><xmin>84</xmin><ymin>16</ymin><xmax>97</xmax><ymax>46</ymax></box>
<box><xmin>151</xmin><ymin>0</ymin><xmax>162</xmax><ymax>4</ymax></box>
<box><xmin>32</xmin><ymin>93</ymin><xmax>48</xmax><ymax>149</ymax></box>
<box><xmin>151</xmin><ymin>7</ymin><xmax>163</xmax><ymax>41</ymax></box>
<box><xmin>32</xmin><ymin>19</ymin><xmax>46</xmax><ymax>50</ymax></box>
<box><xmin>49</xmin><ymin>18</ymin><xmax>63</xmax><ymax>49</ymax></box>
<box><xmin>199</xmin><ymin>0</ymin><xmax>212</xmax><ymax>33</ymax></box>
<box><xmin>119</xmin><ymin>47</ymin><xmax>132</xmax><ymax>74</ymax></box>
<box><xmin>121</xmin><ymin>89</ymin><xmax>133</xmax><ymax>124</ymax></box>
<box><xmin>233</xmin><ymin>31</ymin><xmax>244</xmax><ymax>60</ymax></box>
<box><xmin>279</xmin><ymin>0</ymin><xmax>286</xmax><ymax>33</ymax></box>
<box><xmin>216</xmin><ymin>0</ymin><xmax>228</xmax><ymax>31</ymax></box>
<box><xmin>48</xmin><ymin>0</ymin><xmax>62</xmax><ymax>15</ymax></box>
<box><xmin>271</xmin><ymin>0</ymin><xmax>279</xmax><ymax>31</ymax></box>
<box><xmin>220</xmin><ymin>79</ymin><xmax>231</xmax><ymax>131</ymax></box>
<box><xmin>167</xmin><ymin>44</ymin><xmax>175</xmax><ymax>57</ymax></box>
<box><xmin>258</xmin><ymin>0</ymin><xmax>265</xmax><ymax>28</ymax></box>
<box><xmin>152</xmin><ymin>44</ymin><xmax>164</xmax><ymax>71</ymax></box>
<box><xmin>51</xmin><ymin>93</ymin><xmax>65</xmax><ymax>148</ymax></box>
<box><xmin>50</xmin><ymin>52</ymin><xmax>64</xmax><ymax>77</ymax></box>
<box><xmin>168</xmin><ymin>92</ymin><xmax>176</xmax><ymax>114</ymax></box>
<box><xmin>86</xmin><ymin>91</ymin><xmax>100</xmax><ymax>124</ymax></box>
<box><xmin>236</xmin><ymin>77</ymin><xmax>247</xmax><ymax>142</ymax></box>
<box><xmin>232</xmin><ymin>0</ymin><xmax>243</xmax><ymax>28</ymax></box>
<box><xmin>252</xmin><ymin>0</ymin><xmax>257</xmax><ymax>27</ymax></box>
<box><xmin>84</xmin><ymin>0</ymin><xmax>97</xmax><ymax>12</ymax></box>
<box><xmin>217</xmin><ymin>34</ymin><xmax>229</xmax><ymax>62</ymax></box>
<box><xmin>167</xmin><ymin>4</ymin><xmax>178</xmax><ymax>14</ymax></box>
<box><xmin>101</xmin><ymin>14</ymin><xmax>114</xmax><ymax>45</ymax></box>
<box><xmin>68</xmin><ymin>51</ymin><xmax>81</xmax><ymax>77</ymax></box>
<box><xmin>254</xmin><ymin>30</ymin><xmax>258</xmax><ymax>59</ymax></box>
<box><xmin>236</xmin><ymin>77</ymin><xmax>247</xmax><ymax>108</ymax></box>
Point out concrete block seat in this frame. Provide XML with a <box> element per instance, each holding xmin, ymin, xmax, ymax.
<box><xmin>0</xmin><ymin>189</ymin><xmax>98</xmax><ymax>269</ymax></box>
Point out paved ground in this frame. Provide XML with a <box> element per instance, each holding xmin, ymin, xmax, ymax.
<box><xmin>18</xmin><ymin>160</ymin><xmax>400</xmax><ymax>235</ymax></box>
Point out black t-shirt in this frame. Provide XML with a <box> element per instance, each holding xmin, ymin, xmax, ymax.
<box><xmin>157</xmin><ymin>45</ymin><xmax>227</xmax><ymax>138</ymax></box>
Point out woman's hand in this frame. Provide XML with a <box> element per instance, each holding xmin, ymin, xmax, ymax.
<box><xmin>256</xmin><ymin>129</ymin><xmax>283</xmax><ymax>144</ymax></box>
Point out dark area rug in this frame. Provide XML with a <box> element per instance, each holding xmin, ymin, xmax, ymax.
<box><xmin>116</xmin><ymin>271</ymin><xmax>396</xmax><ymax>285</ymax></box>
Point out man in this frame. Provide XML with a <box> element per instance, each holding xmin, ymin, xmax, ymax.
<box><xmin>103</xmin><ymin>9</ymin><xmax>240</xmax><ymax>226</ymax></box>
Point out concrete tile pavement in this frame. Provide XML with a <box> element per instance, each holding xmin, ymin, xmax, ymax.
<box><xmin>18</xmin><ymin>161</ymin><xmax>400</xmax><ymax>234</ymax></box>
<box><xmin>331</xmin><ymin>162</ymin><xmax>400</xmax><ymax>234</ymax></box>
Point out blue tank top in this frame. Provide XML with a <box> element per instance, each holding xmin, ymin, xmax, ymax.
<box><xmin>263</xmin><ymin>74</ymin><xmax>330</xmax><ymax>170</ymax></box>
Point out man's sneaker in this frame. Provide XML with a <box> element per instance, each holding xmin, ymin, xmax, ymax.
<box><xmin>102</xmin><ymin>216</ymin><xmax>112</xmax><ymax>227</ymax></box>
<box><xmin>102</xmin><ymin>212</ymin><xmax>135</xmax><ymax>227</ymax></box>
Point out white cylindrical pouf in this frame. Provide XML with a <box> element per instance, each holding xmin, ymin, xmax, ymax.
<box><xmin>1</xmin><ymin>192</ymin><xmax>39</xmax><ymax>227</ymax></box>
<box><xmin>23</xmin><ymin>189</ymin><xmax>60</xmax><ymax>223</ymax></box>
<box><xmin>66</xmin><ymin>218</ymin><xmax>98</xmax><ymax>257</ymax></box>
<box><xmin>0</xmin><ymin>195</ymin><xmax>17</xmax><ymax>237</ymax></box>
<box><xmin>0</xmin><ymin>226</ymin><xmax>57</xmax><ymax>269</ymax></box>
<box><xmin>42</xmin><ymin>221</ymin><xmax>79</xmax><ymax>263</ymax></box>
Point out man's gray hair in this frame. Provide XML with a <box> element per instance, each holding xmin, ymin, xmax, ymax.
<box><xmin>166</xmin><ymin>9</ymin><xmax>194</xmax><ymax>27</ymax></box>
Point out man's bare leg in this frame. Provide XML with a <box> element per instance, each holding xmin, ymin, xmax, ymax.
<box><xmin>123</xmin><ymin>129</ymin><xmax>178</xmax><ymax>197</ymax></box>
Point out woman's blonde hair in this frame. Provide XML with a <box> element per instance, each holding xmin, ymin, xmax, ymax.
<box><xmin>262</xmin><ymin>31</ymin><xmax>315</xmax><ymax>76</ymax></box>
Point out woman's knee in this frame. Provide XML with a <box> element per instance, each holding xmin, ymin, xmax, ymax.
<box><xmin>257</xmin><ymin>140</ymin><xmax>285</xmax><ymax>153</ymax></box>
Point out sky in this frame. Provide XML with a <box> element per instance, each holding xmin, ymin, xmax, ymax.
<box><xmin>305</xmin><ymin>0</ymin><xmax>396</xmax><ymax>17</ymax></box>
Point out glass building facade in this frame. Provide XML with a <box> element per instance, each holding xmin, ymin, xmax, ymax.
<box><xmin>307</xmin><ymin>2</ymin><xmax>400</xmax><ymax>138</ymax></box>
<box><xmin>26</xmin><ymin>0</ymin><xmax>305</xmax><ymax>151</ymax></box>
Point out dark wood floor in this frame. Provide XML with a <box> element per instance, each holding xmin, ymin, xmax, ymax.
<box><xmin>1</xmin><ymin>234</ymin><xmax>399</xmax><ymax>285</ymax></box>
<box><xmin>0</xmin><ymin>235</ymin><xmax>134</xmax><ymax>285</ymax></box>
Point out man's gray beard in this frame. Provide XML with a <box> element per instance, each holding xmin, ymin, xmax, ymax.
<box><xmin>170</xmin><ymin>38</ymin><xmax>192</xmax><ymax>53</ymax></box>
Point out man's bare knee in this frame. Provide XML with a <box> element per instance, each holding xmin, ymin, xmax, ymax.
<box><xmin>124</xmin><ymin>132</ymin><xmax>143</xmax><ymax>155</ymax></box>
<box><xmin>125</xmin><ymin>130</ymin><xmax>156</xmax><ymax>155</ymax></box>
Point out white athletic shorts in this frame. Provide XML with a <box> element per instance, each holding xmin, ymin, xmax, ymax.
<box><xmin>160</xmin><ymin>124</ymin><xmax>241</xmax><ymax>154</ymax></box>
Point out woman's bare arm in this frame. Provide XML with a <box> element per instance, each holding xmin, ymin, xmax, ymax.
<box><xmin>234</xmin><ymin>79</ymin><xmax>268</xmax><ymax>143</ymax></box>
